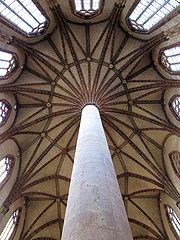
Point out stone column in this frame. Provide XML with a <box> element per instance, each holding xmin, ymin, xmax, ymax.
<box><xmin>61</xmin><ymin>105</ymin><xmax>133</xmax><ymax>240</ymax></box>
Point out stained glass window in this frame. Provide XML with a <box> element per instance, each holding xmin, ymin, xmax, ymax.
<box><xmin>0</xmin><ymin>100</ymin><xmax>10</xmax><ymax>125</ymax></box>
<box><xmin>167</xmin><ymin>206</ymin><xmax>180</xmax><ymax>238</ymax></box>
<box><xmin>73</xmin><ymin>0</ymin><xmax>102</xmax><ymax>17</ymax></box>
<box><xmin>0</xmin><ymin>209</ymin><xmax>20</xmax><ymax>240</ymax></box>
<box><xmin>129</xmin><ymin>0</ymin><xmax>180</xmax><ymax>32</ymax></box>
<box><xmin>161</xmin><ymin>46</ymin><xmax>180</xmax><ymax>72</ymax></box>
<box><xmin>0</xmin><ymin>50</ymin><xmax>16</xmax><ymax>77</ymax></box>
<box><xmin>0</xmin><ymin>0</ymin><xmax>47</xmax><ymax>35</ymax></box>
<box><xmin>171</xmin><ymin>96</ymin><xmax>180</xmax><ymax>119</ymax></box>
<box><xmin>0</xmin><ymin>155</ymin><xmax>13</xmax><ymax>184</ymax></box>
<box><xmin>170</xmin><ymin>152</ymin><xmax>180</xmax><ymax>177</ymax></box>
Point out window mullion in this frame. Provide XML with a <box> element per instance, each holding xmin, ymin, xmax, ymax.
<box><xmin>143</xmin><ymin>0</ymin><xmax>171</xmax><ymax>26</ymax></box>
<box><xmin>0</xmin><ymin>0</ymin><xmax>33</xmax><ymax>30</ymax></box>
<box><xmin>171</xmin><ymin>61</ymin><xmax>180</xmax><ymax>65</ymax></box>
<box><xmin>81</xmin><ymin>0</ymin><xmax>84</xmax><ymax>10</ymax></box>
<box><xmin>90</xmin><ymin>0</ymin><xmax>93</xmax><ymax>10</ymax></box>
<box><xmin>135</xmin><ymin>0</ymin><xmax>155</xmax><ymax>21</ymax></box>
<box><xmin>16</xmin><ymin>0</ymin><xmax>41</xmax><ymax>24</ymax></box>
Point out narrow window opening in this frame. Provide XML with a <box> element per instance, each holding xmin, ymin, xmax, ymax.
<box><xmin>72</xmin><ymin>0</ymin><xmax>103</xmax><ymax>18</ymax></box>
<box><xmin>0</xmin><ymin>209</ymin><xmax>20</xmax><ymax>240</ymax></box>
<box><xmin>0</xmin><ymin>50</ymin><xmax>16</xmax><ymax>78</ymax></box>
<box><xmin>0</xmin><ymin>100</ymin><xmax>11</xmax><ymax>125</ymax></box>
<box><xmin>161</xmin><ymin>46</ymin><xmax>180</xmax><ymax>73</ymax></box>
<box><xmin>167</xmin><ymin>206</ymin><xmax>180</xmax><ymax>238</ymax></box>
<box><xmin>0</xmin><ymin>155</ymin><xmax>13</xmax><ymax>184</ymax></box>
<box><xmin>170</xmin><ymin>96</ymin><xmax>180</xmax><ymax>120</ymax></box>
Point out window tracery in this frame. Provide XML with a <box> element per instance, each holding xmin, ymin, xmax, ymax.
<box><xmin>0</xmin><ymin>100</ymin><xmax>11</xmax><ymax>125</ymax></box>
<box><xmin>0</xmin><ymin>209</ymin><xmax>20</xmax><ymax>240</ymax></box>
<box><xmin>0</xmin><ymin>155</ymin><xmax>13</xmax><ymax>184</ymax></box>
<box><xmin>128</xmin><ymin>0</ymin><xmax>180</xmax><ymax>32</ymax></box>
<box><xmin>0</xmin><ymin>0</ymin><xmax>47</xmax><ymax>36</ymax></box>
<box><xmin>170</xmin><ymin>95</ymin><xmax>180</xmax><ymax>120</ymax></box>
<box><xmin>71</xmin><ymin>0</ymin><xmax>104</xmax><ymax>18</ymax></box>
<box><xmin>0</xmin><ymin>50</ymin><xmax>16</xmax><ymax>78</ymax></box>
<box><xmin>169</xmin><ymin>152</ymin><xmax>180</xmax><ymax>178</ymax></box>
<box><xmin>166</xmin><ymin>206</ymin><xmax>180</xmax><ymax>238</ymax></box>
<box><xmin>161</xmin><ymin>46</ymin><xmax>180</xmax><ymax>73</ymax></box>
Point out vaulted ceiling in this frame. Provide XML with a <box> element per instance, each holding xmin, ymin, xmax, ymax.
<box><xmin>0</xmin><ymin>1</ymin><xmax>179</xmax><ymax>240</ymax></box>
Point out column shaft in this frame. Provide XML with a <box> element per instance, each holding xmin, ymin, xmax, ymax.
<box><xmin>62</xmin><ymin>105</ymin><xmax>133</xmax><ymax>240</ymax></box>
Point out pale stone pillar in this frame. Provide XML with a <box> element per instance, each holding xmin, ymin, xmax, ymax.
<box><xmin>62</xmin><ymin>105</ymin><xmax>133</xmax><ymax>240</ymax></box>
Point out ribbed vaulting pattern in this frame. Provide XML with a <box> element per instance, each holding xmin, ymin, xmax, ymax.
<box><xmin>0</xmin><ymin>4</ymin><xmax>179</xmax><ymax>239</ymax></box>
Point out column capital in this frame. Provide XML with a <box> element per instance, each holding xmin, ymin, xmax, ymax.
<box><xmin>81</xmin><ymin>103</ymin><xmax>100</xmax><ymax>112</ymax></box>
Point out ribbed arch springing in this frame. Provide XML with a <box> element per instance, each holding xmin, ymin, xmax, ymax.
<box><xmin>0</xmin><ymin>0</ymin><xmax>47</xmax><ymax>35</ymax></box>
<box><xmin>128</xmin><ymin>0</ymin><xmax>180</xmax><ymax>32</ymax></box>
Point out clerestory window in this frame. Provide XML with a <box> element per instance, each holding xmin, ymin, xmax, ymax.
<box><xmin>169</xmin><ymin>152</ymin><xmax>180</xmax><ymax>178</ymax></box>
<box><xmin>0</xmin><ymin>209</ymin><xmax>20</xmax><ymax>240</ymax></box>
<box><xmin>170</xmin><ymin>95</ymin><xmax>180</xmax><ymax>120</ymax></box>
<box><xmin>0</xmin><ymin>0</ymin><xmax>47</xmax><ymax>36</ymax></box>
<box><xmin>128</xmin><ymin>0</ymin><xmax>180</xmax><ymax>32</ymax></box>
<box><xmin>161</xmin><ymin>45</ymin><xmax>180</xmax><ymax>73</ymax></box>
<box><xmin>0</xmin><ymin>50</ymin><xmax>16</xmax><ymax>78</ymax></box>
<box><xmin>0</xmin><ymin>100</ymin><xmax>11</xmax><ymax>125</ymax></box>
<box><xmin>71</xmin><ymin>0</ymin><xmax>104</xmax><ymax>18</ymax></box>
<box><xmin>0</xmin><ymin>155</ymin><xmax>13</xmax><ymax>185</ymax></box>
<box><xmin>167</xmin><ymin>206</ymin><xmax>180</xmax><ymax>238</ymax></box>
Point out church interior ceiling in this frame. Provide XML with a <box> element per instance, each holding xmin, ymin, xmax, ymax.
<box><xmin>0</xmin><ymin>0</ymin><xmax>179</xmax><ymax>239</ymax></box>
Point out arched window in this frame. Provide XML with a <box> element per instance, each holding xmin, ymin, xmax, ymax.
<box><xmin>0</xmin><ymin>100</ymin><xmax>11</xmax><ymax>125</ymax></box>
<box><xmin>0</xmin><ymin>0</ymin><xmax>47</xmax><ymax>36</ymax></box>
<box><xmin>128</xmin><ymin>0</ymin><xmax>180</xmax><ymax>32</ymax></box>
<box><xmin>169</xmin><ymin>152</ymin><xmax>180</xmax><ymax>178</ymax></box>
<box><xmin>0</xmin><ymin>155</ymin><xmax>13</xmax><ymax>185</ymax></box>
<box><xmin>161</xmin><ymin>45</ymin><xmax>180</xmax><ymax>73</ymax></box>
<box><xmin>0</xmin><ymin>50</ymin><xmax>16</xmax><ymax>78</ymax></box>
<box><xmin>166</xmin><ymin>206</ymin><xmax>180</xmax><ymax>238</ymax></box>
<box><xmin>70</xmin><ymin>0</ymin><xmax>104</xmax><ymax>18</ymax></box>
<box><xmin>170</xmin><ymin>95</ymin><xmax>180</xmax><ymax>120</ymax></box>
<box><xmin>0</xmin><ymin>209</ymin><xmax>20</xmax><ymax>240</ymax></box>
